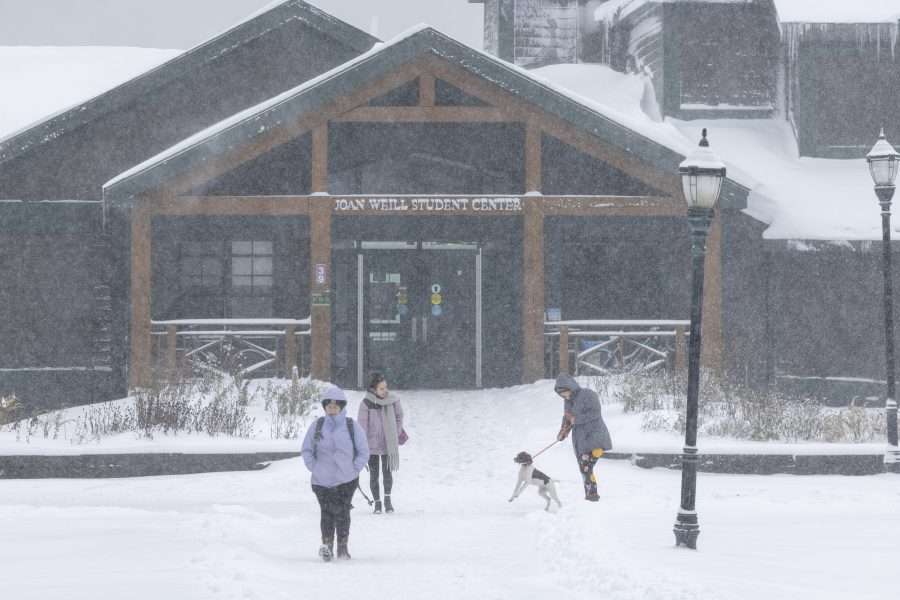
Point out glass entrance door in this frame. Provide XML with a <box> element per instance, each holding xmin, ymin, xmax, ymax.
<box><xmin>359</xmin><ymin>243</ymin><xmax>480</xmax><ymax>388</ymax></box>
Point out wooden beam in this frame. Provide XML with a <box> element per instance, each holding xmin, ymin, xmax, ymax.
<box><xmin>334</xmin><ymin>106</ymin><xmax>510</xmax><ymax>122</ymax></box>
<box><xmin>420</xmin><ymin>55</ymin><xmax>683</xmax><ymax>199</ymax></box>
<box><xmin>701</xmin><ymin>212</ymin><xmax>723</xmax><ymax>373</ymax></box>
<box><xmin>153</xmin><ymin>195</ymin><xmax>311</xmax><ymax>216</ymax></box>
<box><xmin>522</xmin><ymin>196</ymin><xmax>545</xmax><ymax>383</ymax></box>
<box><xmin>312</xmin><ymin>124</ymin><xmax>328</xmax><ymax>194</ymax></box>
<box><xmin>160</xmin><ymin>60</ymin><xmax>429</xmax><ymax>198</ymax></box>
<box><xmin>540</xmin><ymin>195</ymin><xmax>684</xmax><ymax>216</ymax></box>
<box><xmin>129</xmin><ymin>198</ymin><xmax>153</xmax><ymax>389</ymax></box>
<box><xmin>419</xmin><ymin>73</ymin><xmax>436</xmax><ymax>107</ymax></box>
<box><xmin>309</xmin><ymin>200</ymin><xmax>332</xmax><ymax>380</ymax></box>
<box><xmin>525</xmin><ymin>121</ymin><xmax>542</xmax><ymax>194</ymax></box>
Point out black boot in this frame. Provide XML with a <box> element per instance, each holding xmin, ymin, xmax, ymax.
<box><xmin>318</xmin><ymin>536</ymin><xmax>334</xmax><ymax>562</ymax></box>
<box><xmin>384</xmin><ymin>495</ymin><xmax>394</xmax><ymax>513</ymax></box>
<box><xmin>337</xmin><ymin>537</ymin><xmax>351</xmax><ymax>560</ymax></box>
<box><xmin>373</xmin><ymin>500</ymin><xmax>382</xmax><ymax>514</ymax></box>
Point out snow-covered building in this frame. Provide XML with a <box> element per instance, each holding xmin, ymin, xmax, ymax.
<box><xmin>475</xmin><ymin>0</ymin><xmax>900</xmax><ymax>158</ymax></box>
<box><xmin>0</xmin><ymin>0</ymin><xmax>897</xmax><ymax>410</ymax></box>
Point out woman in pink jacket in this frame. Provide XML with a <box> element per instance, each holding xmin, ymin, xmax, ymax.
<box><xmin>357</xmin><ymin>372</ymin><xmax>404</xmax><ymax>513</ymax></box>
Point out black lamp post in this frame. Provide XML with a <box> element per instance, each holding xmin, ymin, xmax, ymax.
<box><xmin>866</xmin><ymin>129</ymin><xmax>900</xmax><ymax>469</ymax></box>
<box><xmin>673</xmin><ymin>129</ymin><xmax>726</xmax><ymax>549</ymax></box>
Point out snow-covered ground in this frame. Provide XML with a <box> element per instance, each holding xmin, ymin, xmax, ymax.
<box><xmin>1</xmin><ymin>383</ymin><xmax>897</xmax><ymax>600</ymax></box>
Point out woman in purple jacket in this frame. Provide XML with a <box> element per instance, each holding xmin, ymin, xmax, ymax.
<box><xmin>357</xmin><ymin>372</ymin><xmax>404</xmax><ymax>514</ymax></box>
<box><xmin>301</xmin><ymin>385</ymin><xmax>369</xmax><ymax>561</ymax></box>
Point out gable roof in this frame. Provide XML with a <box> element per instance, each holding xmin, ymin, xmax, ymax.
<box><xmin>0</xmin><ymin>0</ymin><xmax>379</xmax><ymax>166</ymax></box>
<box><xmin>103</xmin><ymin>25</ymin><xmax>749</xmax><ymax>208</ymax></box>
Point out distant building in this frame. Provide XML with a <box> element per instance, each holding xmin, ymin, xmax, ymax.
<box><xmin>473</xmin><ymin>0</ymin><xmax>900</xmax><ymax>157</ymax></box>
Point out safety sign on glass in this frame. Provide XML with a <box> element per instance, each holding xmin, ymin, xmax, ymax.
<box><xmin>315</xmin><ymin>263</ymin><xmax>327</xmax><ymax>285</ymax></box>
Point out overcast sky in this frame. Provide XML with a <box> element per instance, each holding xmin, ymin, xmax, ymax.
<box><xmin>0</xmin><ymin>0</ymin><xmax>484</xmax><ymax>49</ymax></box>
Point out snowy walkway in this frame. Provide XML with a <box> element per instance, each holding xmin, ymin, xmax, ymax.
<box><xmin>2</xmin><ymin>386</ymin><xmax>897</xmax><ymax>599</ymax></box>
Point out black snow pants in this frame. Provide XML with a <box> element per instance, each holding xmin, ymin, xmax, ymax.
<box><xmin>368</xmin><ymin>454</ymin><xmax>393</xmax><ymax>500</ymax></box>
<box><xmin>312</xmin><ymin>478</ymin><xmax>358</xmax><ymax>543</ymax></box>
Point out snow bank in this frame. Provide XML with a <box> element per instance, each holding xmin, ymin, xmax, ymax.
<box><xmin>0</xmin><ymin>380</ymin><xmax>885</xmax><ymax>456</ymax></box>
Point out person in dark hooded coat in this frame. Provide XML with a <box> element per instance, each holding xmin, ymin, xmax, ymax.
<box><xmin>554</xmin><ymin>373</ymin><xmax>612</xmax><ymax>501</ymax></box>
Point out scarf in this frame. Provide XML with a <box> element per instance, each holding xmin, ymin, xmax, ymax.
<box><xmin>365</xmin><ymin>390</ymin><xmax>401</xmax><ymax>472</ymax></box>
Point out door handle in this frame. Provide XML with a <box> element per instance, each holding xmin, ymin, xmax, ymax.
<box><xmin>422</xmin><ymin>316</ymin><xmax>428</xmax><ymax>343</ymax></box>
<box><xmin>411</xmin><ymin>316</ymin><xmax>417</xmax><ymax>342</ymax></box>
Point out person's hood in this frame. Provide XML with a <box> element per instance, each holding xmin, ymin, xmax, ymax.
<box><xmin>554</xmin><ymin>373</ymin><xmax>580</xmax><ymax>393</ymax></box>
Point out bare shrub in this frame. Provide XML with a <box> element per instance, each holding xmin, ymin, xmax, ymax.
<box><xmin>264</xmin><ymin>367</ymin><xmax>320</xmax><ymax>439</ymax></box>
<box><xmin>593</xmin><ymin>369</ymin><xmax>887</xmax><ymax>443</ymax></box>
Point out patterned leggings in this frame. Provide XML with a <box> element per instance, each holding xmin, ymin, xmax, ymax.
<box><xmin>578</xmin><ymin>449</ymin><xmax>604</xmax><ymax>497</ymax></box>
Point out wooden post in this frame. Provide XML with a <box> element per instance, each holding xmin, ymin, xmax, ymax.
<box><xmin>558</xmin><ymin>325</ymin><xmax>569</xmax><ymax>375</ymax></box>
<box><xmin>298</xmin><ymin>333</ymin><xmax>306</xmax><ymax>377</ymax></box>
<box><xmin>284</xmin><ymin>325</ymin><xmax>297</xmax><ymax>378</ymax></box>
<box><xmin>312</xmin><ymin>124</ymin><xmax>328</xmax><ymax>194</ymax></box>
<box><xmin>166</xmin><ymin>324</ymin><xmax>177</xmax><ymax>380</ymax></box>
<box><xmin>674</xmin><ymin>324</ymin><xmax>687</xmax><ymax>372</ymax></box>
<box><xmin>309</xmin><ymin>123</ymin><xmax>332</xmax><ymax>381</ymax></box>
<box><xmin>701</xmin><ymin>213</ymin><xmax>723</xmax><ymax>374</ymax></box>
<box><xmin>525</xmin><ymin>121</ymin><xmax>542</xmax><ymax>194</ymax></box>
<box><xmin>522</xmin><ymin>196</ymin><xmax>545</xmax><ymax>383</ymax></box>
<box><xmin>129</xmin><ymin>199</ymin><xmax>152</xmax><ymax>389</ymax></box>
<box><xmin>419</xmin><ymin>74</ymin><xmax>436</xmax><ymax>107</ymax></box>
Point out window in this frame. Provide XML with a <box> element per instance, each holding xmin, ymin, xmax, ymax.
<box><xmin>180</xmin><ymin>241</ymin><xmax>224</xmax><ymax>290</ymax></box>
<box><xmin>229</xmin><ymin>241</ymin><xmax>273</xmax><ymax>317</ymax></box>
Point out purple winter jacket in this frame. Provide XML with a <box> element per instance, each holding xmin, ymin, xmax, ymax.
<box><xmin>301</xmin><ymin>409</ymin><xmax>370</xmax><ymax>488</ymax></box>
<box><xmin>357</xmin><ymin>399</ymin><xmax>403</xmax><ymax>455</ymax></box>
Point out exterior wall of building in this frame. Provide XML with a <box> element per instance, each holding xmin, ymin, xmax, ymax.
<box><xmin>720</xmin><ymin>209</ymin><xmax>769</xmax><ymax>388</ymax></box>
<box><xmin>786</xmin><ymin>23</ymin><xmax>900</xmax><ymax>158</ymax></box>
<box><xmin>150</xmin><ymin>216</ymin><xmax>310</xmax><ymax>321</ymax></box>
<box><xmin>513</xmin><ymin>0</ymin><xmax>579</xmax><ymax>67</ymax></box>
<box><xmin>0</xmin><ymin>201</ymin><xmax>115</xmax><ymax>411</ymax></box>
<box><xmin>767</xmin><ymin>241</ymin><xmax>893</xmax><ymax>392</ymax></box>
<box><xmin>544</xmin><ymin>216</ymin><xmax>691</xmax><ymax>321</ymax></box>
<box><xmin>662</xmin><ymin>2</ymin><xmax>778</xmax><ymax>119</ymax></box>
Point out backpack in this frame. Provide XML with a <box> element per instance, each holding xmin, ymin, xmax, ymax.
<box><xmin>312</xmin><ymin>416</ymin><xmax>359</xmax><ymax>459</ymax></box>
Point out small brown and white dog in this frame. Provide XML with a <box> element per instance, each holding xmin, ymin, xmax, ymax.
<box><xmin>508</xmin><ymin>451</ymin><xmax>562</xmax><ymax>511</ymax></box>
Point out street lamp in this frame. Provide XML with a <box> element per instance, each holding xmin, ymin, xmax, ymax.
<box><xmin>674</xmin><ymin>128</ymin><xmax>726</xmax><ymax>549</ymax></box>
<box><xmin>866</xmin><ymin>128</ymin><xmax>900</xmax><ymax>469</ymax></box>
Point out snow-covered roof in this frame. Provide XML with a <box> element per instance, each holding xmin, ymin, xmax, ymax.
<box><xmin>0</xmin><ymin>47</ymin><xmax>181</xmax><ymax>141</ymax></box>
<box><xmin>0</xmin><ymin>0</ymin><xmax>378</xmax><ymax>165</ymax></box>
<box><xmin>532</xmin><ymin>63</ymin><xmax>882</xmax><ymax>240</ymax></box>
<box><xmin>104</xmin><ymin>26</ymin><xmax>716</xmax><ymax>205</ymax></box>
<box><xmin>773</xmin><ymin>0</ymin><xmax>900</xmax><ymax>24</ymax></box>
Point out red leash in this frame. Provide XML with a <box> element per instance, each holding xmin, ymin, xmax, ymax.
<box><xmin>530</xmin><ymin>439</ymin><xmax>560</xmax><ymax>460</ymax></box>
